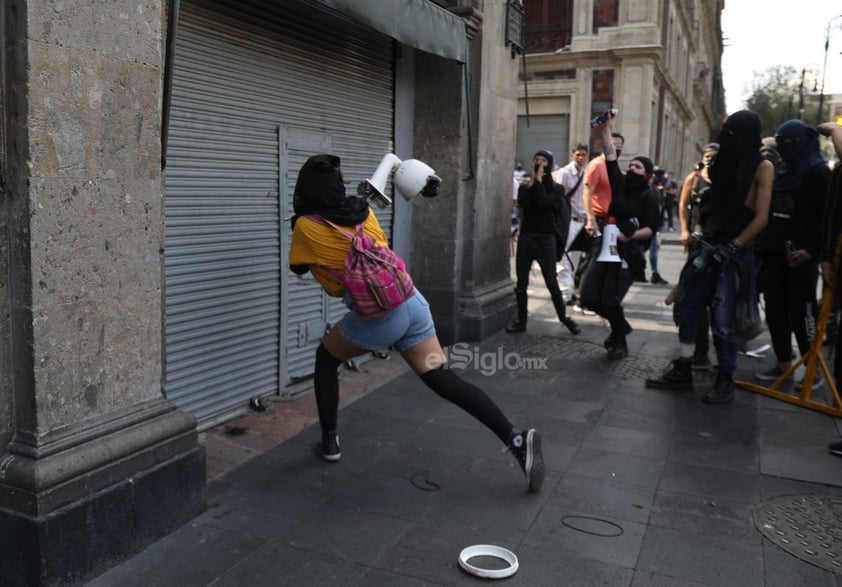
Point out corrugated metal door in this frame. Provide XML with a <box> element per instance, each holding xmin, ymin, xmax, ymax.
<box><xmin>516</xmin><ymin>114</ymin><xmax>571</xmax><ymax>170</ymax></box>
<box><xmin>164</xmin><ymin>0</ymin><xmax>394</xmax><ymax>426</ymax></box>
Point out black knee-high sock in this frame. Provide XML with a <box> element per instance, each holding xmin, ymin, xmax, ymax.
<box><xmin>314</xmin><ymin>343</ymin><xmax>342</xmax><ymax>436</ymax></box>
<box><xmin>420</xmin><ymin>366</ymin><xmax>514</xmax><ymax>444</ymax></box>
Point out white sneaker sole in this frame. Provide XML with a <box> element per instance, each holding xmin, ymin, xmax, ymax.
<box><xmin>525</xmin><ymin>429</ymin><xmax>545</xmax><ymax>493</ymax></box>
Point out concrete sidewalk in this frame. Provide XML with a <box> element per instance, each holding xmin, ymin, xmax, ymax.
<box><xmin>88</xmin><ymin>243</ymin><xmax>842</xmax><ymax>586</ymax></box>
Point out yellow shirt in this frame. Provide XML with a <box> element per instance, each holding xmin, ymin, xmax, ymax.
<box><xmin>289</xmin><ymin>211</ymin><xmax>389</xmax><ymax>297</ymax></box>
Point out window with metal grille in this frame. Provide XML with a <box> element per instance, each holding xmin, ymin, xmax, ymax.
<box><xmin>524</xmin><ymin>0</ymin><xmax>573</xmax><ymax>53</ymax></box>
<box><xmin>593</xmin><ymin>0</ymin><xmax>618</xmax><ymax>33</ymax></box>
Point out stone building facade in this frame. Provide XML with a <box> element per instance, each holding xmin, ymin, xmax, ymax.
<box><xmin>517</xmin><ymin>0</ymin><xmax>726</xmax><ymax>176</ymax></box>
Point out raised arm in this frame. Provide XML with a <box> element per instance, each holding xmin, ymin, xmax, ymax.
<box><xmin>818</xmin><ymin>122</ymin><xmax>842</xmax><ymax>159</ymax></box>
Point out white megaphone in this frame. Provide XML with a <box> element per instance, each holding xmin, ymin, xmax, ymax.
<box><xmin>597</xmin><ymin>216</ymin><xmax>622</xmax><ymax>263</ymax></box>
<box><xmin>357</xmin><ymin>154</ymin><xmax>442</xmax><ymax>208</ymax></box>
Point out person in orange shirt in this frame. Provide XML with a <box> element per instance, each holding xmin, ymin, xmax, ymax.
<box><xmin>583</xmin><ymin>131</ymin><xmax>625</xmax><ymax>238</ymax></box>
<box><xmin>289</xmin><ymin>154</ymin><xmax>545</xmax><ymax>492</ymax></box>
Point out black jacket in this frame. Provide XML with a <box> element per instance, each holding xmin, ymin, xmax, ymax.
<box><xmin>759</xmin><ymin>163</ymin><xmax>830</xmax><ymax>260</ymax></box>
<box><xmin>518</xmin><ymin>178</ymin><xmax>569</xmax><ymax>241</ymax></box>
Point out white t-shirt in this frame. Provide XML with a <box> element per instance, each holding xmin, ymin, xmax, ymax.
<box><xmin>553</xmin><ymin>161</ymin><xmax>586</xmax><ymax>219</ymax></box>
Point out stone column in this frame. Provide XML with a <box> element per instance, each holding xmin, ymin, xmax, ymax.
<box><xmin>412</xmin><ymin>1</ymin><xmax>518</xmax><ymax>345</ymax></box>
<box><xmin>0</xmin><ymin>2</ymin><xmax>205</xmax><ymax>585</ymax></box>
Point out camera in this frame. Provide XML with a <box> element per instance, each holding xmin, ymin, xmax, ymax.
<box><xmin>590</xmin><ymin>108</ymin><xmax>619</xmax><ymax>128</ymax></box>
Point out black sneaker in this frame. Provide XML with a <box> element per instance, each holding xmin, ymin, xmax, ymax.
<box><xmin>604</xmin><ymin>321</ymin><xmax>633</xmax><ymax>349</ymax></box>
<box><xmin>506</xmin><ymin>320</ymin><xmax>527</xmax><ymax>333</ymax></box>
<box><xmin>650</xmin><ymin>273</ymin><xmax>669</xmax><ymax>285</ymax></box>
<box><xmin>606</xmin><ymin>343</ymin><xmax>628</xmax><ymax>361</ymax></box>
<box><xmin>702</xmin><ymin>372</ymin><xmax>734</xmax><ymax>404</ymax></box>
<box><xmin>508</xmin><ymin>429</ymin><xmax>544</xmax><ymax>493</ymax></box>
<box><xmin>645</xmin><ymin>359</ymin><xmax>692</xmax><ymax>390</ymax></box>
<box><xmin>314</xmin><ymin>433</ymin><xmax>341</xmax><ymax>462</ymax></box>
<box><xmin>561</xmin><ymin>317</ymin><xmax>581</xmax><ymax>335</ymax></box>
<box><xmin>828</xmin><ymin>440</ymin><xmax>842</xmax><ymax>457</ymax></box>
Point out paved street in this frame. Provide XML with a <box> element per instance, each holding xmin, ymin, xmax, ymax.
<box><xmin>88</xmin><ymin>241</ymin><xmax>842</xmax><ymax>586</ymax></box>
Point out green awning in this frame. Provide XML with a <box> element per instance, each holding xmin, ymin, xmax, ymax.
<box><xmin>324</xmin><ymin>0</ymin><xmax>467</xmax><ymax>62</ymax></box>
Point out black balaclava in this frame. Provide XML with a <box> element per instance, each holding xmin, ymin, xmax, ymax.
<box><xmin>773</xmin><ymin>119</ymin><xmax>827</xmax><ymax>191</ymax></box>
<box><xmin>625</xmin><ymin>155</ymin><xmax>654</xmax><ymax>193</ymax></box>
<box><xmin>710</xmin><ymin>110</ymin><xmax>763</xmax><ymax>203</ymax></box>
<box><xmin>292</xmin><ymin>154</ymin><xmax>370</xmax><ymax>228</ymax></box>
<box><xmin>534</xmin><ymin>149</ymin><xmax>555</xmax><ymax>188</ymax></box>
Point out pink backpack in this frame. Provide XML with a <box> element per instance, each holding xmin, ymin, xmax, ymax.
<box><xmin>308</xmin><ymin>215</ymin><xmax>415</xmax><ymax>318</ymax></box>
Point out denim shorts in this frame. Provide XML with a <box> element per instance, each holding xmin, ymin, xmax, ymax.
<box><xmin>338</xmin><ymin>290</ymin><xmax>436</xmax><ymax>353</ymax></box>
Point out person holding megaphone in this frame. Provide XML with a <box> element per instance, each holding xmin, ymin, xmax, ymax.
<box><xmin>579</xmin><ymin>113</ymin><xmax>661</xmax><ymax>360</ymax></box>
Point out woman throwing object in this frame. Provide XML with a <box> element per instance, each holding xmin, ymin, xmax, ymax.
<box><xmin>289</xmin><ymin>154</ymin><xmax>545</xmax><ymax>492</ymax></box>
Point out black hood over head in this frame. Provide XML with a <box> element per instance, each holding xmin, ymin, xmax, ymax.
<box><xmin>710</xmin><ymin>110</ymin><xmax>763</xmax><ymax>203</ymax></box>
<box><xmin>773</xmin><ymin>119</ymin><xmax>827</xmax><ymax>191</ymax></box>
<box><xmin>292</xmin><ymin>154</ymin><xmax>370</xmax><ymax>228</ymax></box>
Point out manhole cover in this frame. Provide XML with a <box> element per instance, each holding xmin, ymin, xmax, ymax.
<box><xmin>753</xmin><ymin>495</ymin><xmax>842</xmax><ymax>574</ymax></box>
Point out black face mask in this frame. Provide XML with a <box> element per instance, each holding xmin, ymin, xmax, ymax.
<box><xmin>615</xmin><ymin>148</ymin><xmax>623</xmax><ymax>158</ymax></box>
<box><xmin>625</xmin><ymin>172</ymin><xmax>649</xmax><ymax>192</ymax></box>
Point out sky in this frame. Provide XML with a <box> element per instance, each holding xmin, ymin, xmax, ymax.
<box><xmin>721</xmin><ymin>1</ymin><xmax>842</xmax><ymax>114</ymax></box>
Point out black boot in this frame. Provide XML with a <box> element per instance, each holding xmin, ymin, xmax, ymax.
<box><xmin>506</xmin><ymin>291</ymin><xmax>528</xmax><ymax>333</ymax></box>
<box><xmin>645</xmin><ymin>358</ymin><xmax>693</xmax><ymax>390</ymax></box>
<box><xmin>551</xmin><ymin>287</ymin><xmax>581</xmax><ymax>334</ymax></box>
<box><xmin>604</xmin><ymin>320</ymin><xmax>633</xmax><ymax>349</ymax></box>
<box><xmin>606</xmin><ymin>337</ymin><xmax>628</xmax><ymax>360</ymax></box>
<box><xmin>606</xmin><ymin>320</ymin><xmax>628</xmax><ymax>359</ymax></box>
<box><xmin>702</xmin><ymin>370</ymin><xmax>735</xmax><ymax>404</ymax></box>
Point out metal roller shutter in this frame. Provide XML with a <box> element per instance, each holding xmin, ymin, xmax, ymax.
<box><xmin>164</xmin><ymin>0</ymin><xmax>394</xmax><ymax>426</ymax></box>
<box><xmin>516</xmin><ymin>114</ymin><xmax>571</xmax><ymax>170</ymax></box>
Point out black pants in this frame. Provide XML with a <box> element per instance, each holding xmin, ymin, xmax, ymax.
<box><xmin>515</xmin><ymin>232</ymin><xmax>567</xmax><ymax>321</ymax></box>
<box><xmin>761</xmin><ymin>252</ymin><xmax>819</xmax><ymax>363</ymax></box>
<box><xmin>580</xmin><ymin>234</ymin><xmax>632</xmax><ymax>334</ymax></box>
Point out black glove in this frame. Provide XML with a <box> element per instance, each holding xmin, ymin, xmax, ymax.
<box><xmin>709</xmin><ymin>239</ymin><xmax>741</xmax><ymax>272</ymax></box>
<box><xmin>617</xmin><ymin>217</ymin><xmax>639</xmax><ymax>238</ymax></box>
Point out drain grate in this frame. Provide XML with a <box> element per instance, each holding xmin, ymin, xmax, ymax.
<box><xmin>498</xmin><ymin>336</ymin><xmax>605</xmax><ymax>361</ymax></box>
<box><xmin>491</xmin><ymin>335</ymin><xmax>717</xmax><ymax>381</ymax></box>
<box><xmin>753</xmin><ymin>495</ymin><xmax>842</xmax><ymax>574</ymax></box>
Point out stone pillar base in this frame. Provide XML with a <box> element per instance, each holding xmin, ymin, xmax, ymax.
<box><xmin>0</xmin><ymin>401</ymin><xmax>206</xmax><ymax>586</ymax></box>
<box><xmin>430</xmin><ymin>278</ymin><xmax>515</xmax><ymax>345</ymax></box>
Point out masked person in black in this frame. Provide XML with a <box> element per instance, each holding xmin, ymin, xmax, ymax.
<box><xmin>507</xmin><ymin>149</ymin><xmax>581</xmax><ymax>335</ymax></box>
<box><xmin>646</xmin><ymin>111</ymin><xmax>773</xmax><ymax>403</ymax></box>
<box><xmin>754</xmin><ymin>120</ymin><xmax>830</xmax><ymax>386</ymax></box>
<box><xmin>580</xmin><ymin>115</ymin><xmax>661</xmax><ymax>360</ymax></box>
<box><xmin>818</xmin><ymin>121</ymin><xmax>842</xmax><ymax>457</ymax></box>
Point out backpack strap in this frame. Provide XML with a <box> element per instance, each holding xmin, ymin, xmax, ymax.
<box><xmin>565</xmin><ymin>171</ymin><xmax>584</xmax><ymax>199</ymax></box>
<box><xmin>306</xmin><ymin>214</ymin><xmax>357</xmax><ymax>240</ymax></box>
<box><xmin>691</xmin><ymin>170</ymin><xmax>702</xmax><ymax>194</ymax></box>
<box><xmin>306</xmin><ymin>214</ymin><xmax>399</xmax><ymax>275</ymax></box>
